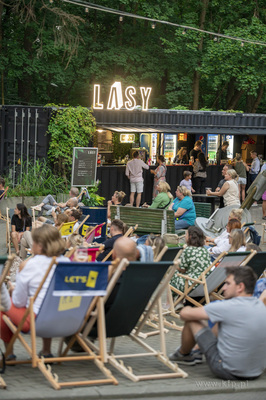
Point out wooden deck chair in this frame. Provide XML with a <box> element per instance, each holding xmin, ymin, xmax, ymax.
<box><xmin>3</xmin><ymin>258</ymin><xmax>118</xmax><ymax>389</ymax></box>
<box><xmin>159</xmin><ymin>246</ymin><xmax>184</xmax><ymax>262</ymax></box>
<box><xmin>6</xmin><ymin>208</ymin><xmax>15</xmax><ymax>255</ymax></box>
<box><xmin>81</xmin><ymin>260</ymin><xmax>188</xmax><ymax>382</ymax></box>
<box><xmin>244</xmin><ymin>251</ymin><xmax>266</xmax><ymax>278</ymax></box>
<box><xmin>83</xmin><ymin>222</ymin><xmax>106</xmax><ymax>244</ymax></box>
<box><xmin>0</xmin><ymin>187</ymin><xmax>9</xmax><ymax>222</ymax></box>
<box><xmin>73</xmin><ymin>214</ymin><xmax>90</xmax><ymax>235</ymax></box>
<box><xmin>0</xmin><ymin>255</ymin><xmax>16</xmax><ymax>389</ymax></box>
<box><xmin>145</xmin><ymin>248</ymin><xmax>184</xmax><ymax>334</ymax></box>
<box><xmin>171</xmin><ymin>251</ymin><xmax>256</xmax><ymax>308</ymax></box>
<box><xmin>59</xmin><ymin>220</ymin><xmax>78</xmax><ymax>238</ymax></box>
<box><xmin>101</xmin><ymin>224</ymin><xmax>138</xmax><ymax>262</ymax></box>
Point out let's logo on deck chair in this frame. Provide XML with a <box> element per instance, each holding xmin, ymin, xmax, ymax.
<box><xmin>53</xmin><ymin>264</ymin><xmax>107</xmax><ymax>297</ymax></box>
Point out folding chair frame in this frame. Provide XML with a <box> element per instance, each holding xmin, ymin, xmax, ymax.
<box><xmin>81</xmin><ymin>260</ymin><xmax>188</xmax><ymax>382</ymax></box>
<box><xmin>170</xmin><ymin>250</ymin><xmax>256</xmax><ymax>308</ymax></box>
<box><xmin>143</xmin><ymin>249</ymin><xmax>184</xmax><ymax>335</ymax></box>
<box><xmin>3</xmin><ymin>257</ymin><xmax>118</xmax><ymax>389</ymax></box>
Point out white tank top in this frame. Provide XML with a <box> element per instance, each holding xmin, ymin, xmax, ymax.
<box><xmin>223</xmin><ymin>179</ymin><xmax>240</xmax><ymax>207</ymax></box>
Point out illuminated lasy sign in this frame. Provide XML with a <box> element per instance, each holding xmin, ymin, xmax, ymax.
<box><xmin>93</xmin><ymin>82</ymin><xmax>152</xmax><ymax>111</ymax></box>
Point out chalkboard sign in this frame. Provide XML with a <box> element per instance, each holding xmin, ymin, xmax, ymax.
<box><xmin>71</xmin><ymin>147</ymin><xmax>98</xmax><ymax>187</ymax></box>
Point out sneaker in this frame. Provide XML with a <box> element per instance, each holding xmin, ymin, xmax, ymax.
<box><xmin>32</xmin><ymin>205</ymin><xmax>42</xmax><ymax>211</ymax></box>
<box><xmin>169</xmin><ymin>347</ymin><xmax>196</xmax><ymax>365</ymax></box>
<box><xmin>45</xmin><ymin>207</ymin><xmax>55</xmax><ymax>216</ymax></box>
<box><xmin>191</xmin><ymin>348</ymin><xmax>203</xmax><ymax>364</ymax></box>
<box><xmin>251</xmin><ymin>203</ymin><xmax>258</xmax><ymax>207</ymax></box>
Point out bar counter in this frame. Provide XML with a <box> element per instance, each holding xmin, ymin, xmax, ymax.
<box><xmin>96</xmin><ymin>164</ymin><xmax>224</xmax><ymax>205</ymax></box>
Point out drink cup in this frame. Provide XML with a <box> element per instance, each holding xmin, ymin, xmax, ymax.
<box><xmin>205</xmin><ymin>187</ymin><xmax>212</xmax><ymax>195</ymax></box>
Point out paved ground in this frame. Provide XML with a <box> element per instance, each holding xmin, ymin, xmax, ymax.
<box><xmin>0</xmin><ymin>205</ymin><xmax>266</xmax><ymax>399</ymax></box>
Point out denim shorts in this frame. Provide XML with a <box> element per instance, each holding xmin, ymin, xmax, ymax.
<box><xmin>130</xmin><ymin>181</ymin><xmax>143</xmax><ymax>193</ymax></box>
<box><xmin>195</xmin><ymin>327</ymin><xmax>242</xmax><ymax>380</ymax></box>
<box><xmin>238</xmin><ymin>177</ymin><xmax>247</xmax><ymax>185</ymax></box>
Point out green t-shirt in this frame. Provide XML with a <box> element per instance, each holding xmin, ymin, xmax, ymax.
<box><xmin>150</xmin><ymin>192</ymin><xmax>172</xmax><ymax>209</ymax></box>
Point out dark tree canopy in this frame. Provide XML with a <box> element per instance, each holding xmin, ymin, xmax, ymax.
<box><xmin>1</xmin><ymin>0</ymin><xmax>266</xmax><ymax>112</ymax></box>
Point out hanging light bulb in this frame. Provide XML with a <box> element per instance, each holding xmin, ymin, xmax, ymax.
<box><xmin>182</xmin><ymin>29</ymin><xmax>187</xmax><ymax>35</ymax></box>
<box><xmin>85</xmin><ymin>7</ymin><xmax>89</xmax><ymax>13</ymax></box>
<box><xmin>213</xmin><ymin>36</ymin><xmax>218</xmax><ymax>41</ymax></box>
<box><xmin>119</xmin><ymin>15</ymin><xmax>123</xmax><ymax>22</ymax></box>
<box><xmin>241</xmin><ymin>41</ymin><xmax>244</xmax><ymax>47</ymax></box>
<box><xmin>151</xmin><ymin>22</ymin><xmax>156</xmax><ymax>29</ymax></box>
<box><xmin>49</xmin><ymin>0</ymin><xmax>53</xmax><ymax>3</ymax></box>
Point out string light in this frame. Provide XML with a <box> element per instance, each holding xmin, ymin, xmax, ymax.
<box><xmin>85</xmin><ymin>7</ymin><xmax>89</xmax><ymax>12</ymax></box>
<box><xmin>182</xmin><ymin>29</ymin><xmax>186</xmax><ymax>35</ymax></box>
<box><xmin>151</xmin><ymin>22</ymin><xmax>156</xmax><ymax>29</ymax></box>
<box><xmin>241</xmin><ymin>41</ymin><xmax>244</xmax><ymax>47</ymax></box>
<box><xmin>60</xmin><ymin>0</ymin><xmax>266</xmax><ymax>47</ymax></box>
<box><xmin>213</xmin><ymin>36</ymin><xmax>218</xmax><ymax>41</ymax></box>
<box><xmin>119</xmin><ymin>15</ymin><xmax>123</xmax><ymax>22</ymax></box>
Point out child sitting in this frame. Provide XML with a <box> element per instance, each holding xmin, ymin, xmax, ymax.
<box><xmin>179</xmin><ymin>171</ymin><xmax>195</xmax><ymax>193</ymax></box>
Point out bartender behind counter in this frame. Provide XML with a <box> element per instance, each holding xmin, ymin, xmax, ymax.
<box><xmin>216</xmin><ymin>141</ymin><xmax>229</xmax><ymax>164</ymax></box>
<box><xmin>189</xmin><ymin>140</ymin><xmax>203</xmax><ymax>161</ymax></box>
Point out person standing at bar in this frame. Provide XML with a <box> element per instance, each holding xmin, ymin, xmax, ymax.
<box><xmin>150</xmin><ymin>155</ymin><xmax>167</xmax><ymax>199</ymax></box>
<box><xmin>216</xmin><ymin>141</ymin><xmax>229</xmax><ymax>164</ymax></box>
<box><xmin>247</xmin><ymin>151</ymin><xmax>260</xmax><ymax>206</ymax></box>
<box><xmin>125</xmin><ymin>150</ymin><xmax>149</xmax><ymax>207</ymax></box>
<box><xmin>189</xmin><ymin>140</ymin><xmax>202</xmax><ymax>162</ymax></box>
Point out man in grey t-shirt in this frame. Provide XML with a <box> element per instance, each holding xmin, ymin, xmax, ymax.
<box><xmin>169</xmin><ymin>265</ymin><xmax>266</xmax><ymax>380</ymax></box>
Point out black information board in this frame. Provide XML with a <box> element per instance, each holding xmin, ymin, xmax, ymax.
<box><xmin>71</xmin><ymin>147</ymin><xmax>98</xmax><ymax>187</ymax></box>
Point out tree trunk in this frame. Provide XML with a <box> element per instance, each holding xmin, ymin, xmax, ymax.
<box><xmin>226</xmin><ymin>89</ymin><xmax>244</xmax><ymax>110</ymax></box>
<box><xmin>251</xmin><ymin>84</ymin><xmax>264</xmax><ymax>113</ymax></box>
<box><xmin>18</xmin><ymin>26</ymin><xmax>33</xmax><ymax>103</ymax></box>
<box><xmin>192</xmin><ymin>0</ymin><xmax>209</xmax><ymax>110</ymax></box>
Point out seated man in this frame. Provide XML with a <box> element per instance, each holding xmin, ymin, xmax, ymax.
<box><xmin>33</xmin><ymin>187</ymin><xmax>79</xmax><ymax>215</ymax></box>
<box><xmin>112</xmin><ymin>236</ymin><xmax>138</xmax><ymax>262</ymax></box>
<box><xmin>169</xmin><ymin>266</ymin><xmax>266</xmax><ymax>380</ymax></box>
<box><xmin>97</xmin><ymin>219</ymin><xmax>125</xmax><ymax>262</ymax></box>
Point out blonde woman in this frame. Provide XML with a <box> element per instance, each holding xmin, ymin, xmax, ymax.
<box><xmin>107</xmin><ymin>191</ymin><xmax>126</xmax><ymax>219</ymax></box>
<box><xmin>149</xmin><ymin>181</ymin><xmax>173</xmax><ymax>209</ymax></box>
<box><xmin>169</xmin><ymin>186</ymin><xmax>196</xmax><ymax>230</ymax></box>
<box><xmin>229</xmin><ymin>229</ymin><xmax>246</xmax><ymax>252</ymax></box>
<box><xmin>206</xmin><ymin>169</ymin><xmax>240</xmax><ymax>207</ymax></box>
<box><xmin>0</xmin><ymin>225</ymin><xmax>69</xmax><ymax>359</ymax></box>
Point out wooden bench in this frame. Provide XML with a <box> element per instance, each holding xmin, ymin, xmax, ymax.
<box><xmin>194</xmin><ymin>202</ymin><xmax>211</xmax><ymax>219</ymax></box>
<box><xmin>110</xmin><ymin>206</ymin><xmax>175</xmax><ymax>235</ymax></box>
<box><xmin>110</xmin><ymin>202</ymin><xmax>212</xmax><ymax>235</ymax></box>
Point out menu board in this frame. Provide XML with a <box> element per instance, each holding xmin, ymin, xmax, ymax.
<box><xmin>71</xmin><ymin>147</ymin><xmax>98</xmax><ymax>187</ymax></box>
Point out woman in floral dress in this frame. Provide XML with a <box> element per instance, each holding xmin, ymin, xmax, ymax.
<box><xmin>171</xmin><ymin>226</ymin><xmax>211</xmax><ymax>292</ymax></box>
<box><xmin>150</xmin><ymin>155</ymin><xmax>167</xmax><ymax>199</ymax></box>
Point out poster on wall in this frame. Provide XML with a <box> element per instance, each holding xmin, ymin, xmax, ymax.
<box><xmin>71</xmin><ymin>147</ymin><xmax>98</xmax><ymax>187</ymax></box>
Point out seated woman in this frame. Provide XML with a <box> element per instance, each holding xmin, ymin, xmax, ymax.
<box><xmin>205</xmin><ymin>208</ymin><xmax>243</xmax><ymax>244</ymax></box>
<box><xmin>107</xmin><ymin>191</ymin><xmax>126</xmax><ymax>219</ymax></box>
<box><xmin>11</xmin><ymin>204</ymin><xmax>32</xmax><ymax>256</ymax></box>
<box><xmin>0</xmin><ymin>224</ymin><xmax>69</xmax><ymax>358</ymax></box>
<box><xmin>169</xmin><ymin>186</ymin><xmax>196</xmax><ymax>230</ymax></box>
<box><xmin>170</xmin><ymin>226</ymin><xmax>211</xmax><ymax>293</ymax></box>
<box><xmin>145</xmin><ymin>181</ymin><xmax>173</xmax><ymax>209</ymax></box>
<box><xmin>229</xmin><ymin>229</ymin><xmax>246</xmax><ymax>252</ymax></box>
<box><xmin>208</xmin><ymin>218</ymin><xmax>241</xmax><ymax>260</ymax></box>
<box><xmin>206</xmin><ymin>169</ymin><xmax>240</xmax><ymax>207</ymax></box>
